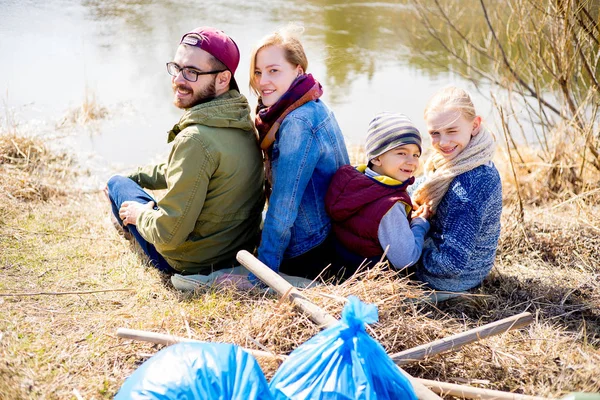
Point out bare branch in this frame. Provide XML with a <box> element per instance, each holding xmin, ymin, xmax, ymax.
<box><xmin>432</xmin><ymin>0</ymin><xmax>494</xmax><ymax>60</ymax></box>
<box><xmin>571</xmin><ymin>26</ymin><xmax>600</xmax><ymax>92</ymax></box>
<box><xmin>479</xmin><ymin>0</ymin><xmax>562</xmax><ymax>116</ymax></box>
<box><xmin>574</xmin><ymin>0</ymin><xmax>600</xmax><ymax>43</ymax></box>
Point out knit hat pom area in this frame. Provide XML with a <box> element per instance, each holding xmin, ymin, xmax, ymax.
<box><xmin>365</xmin><ymin>112</ymin><xmax>422</xmax><ymax>162</ymax></box>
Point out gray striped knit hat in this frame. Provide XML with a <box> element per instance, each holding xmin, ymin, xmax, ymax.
<box><xmin>365</xmin><ymin>112</ymin><xmax>422</xmax><ymax>162</ymax></box>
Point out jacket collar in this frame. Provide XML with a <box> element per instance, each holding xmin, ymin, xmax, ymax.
<box><xmin>356</xmin><ymin>164</ymin><xmax>413</xmax><ymax>187</ymax></box>
<box><xmin>167</xmin><ymin>90</ymin><xmax>253</xmax><ymax>143</ymax></box>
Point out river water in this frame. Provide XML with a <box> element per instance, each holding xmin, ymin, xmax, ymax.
<box><xmin>0</xmin><ymin>0</ymin><xmax>488</xmax><ymax>180</ymax></box>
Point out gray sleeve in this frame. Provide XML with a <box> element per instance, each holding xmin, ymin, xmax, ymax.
<box><xmin>378</xmin><ymin>202</ymin><xmax>430</xmax><ymax>270</ymax></box>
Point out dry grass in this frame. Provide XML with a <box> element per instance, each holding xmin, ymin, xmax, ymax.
<box><xmin>0</xmin><ymin>134</ymin><xmax>73</xmax><ymax>203</ymax></box>
<box><xmin>495</xmin><ymin>142</ymin><xmax>600</xmax><ymax>208</ymax></box>
<box><xmin>0</xmin><ymin>132</ymin><xmax>599</xmax><ymax>399</ymax></box>
<box><xmin>57</xmin><ymin>88</ymin><xmax>108</xmax><ymax>128</ymax></box>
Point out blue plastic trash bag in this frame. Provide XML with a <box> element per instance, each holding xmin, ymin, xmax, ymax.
<box><xmin>269</xmin><ymin>296</ymin><xmax>418</xmax><ymax>400</ymax></box>
<box><xmin>115</xmin><ymin>342</ymin><xmax>273</xmax><ymax>400</ymax></box>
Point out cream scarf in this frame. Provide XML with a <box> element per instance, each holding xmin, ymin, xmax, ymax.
<box><xmin>413</xmin><ymin>127</ymin><xmax>496</xmax><ymax>211</ymax></box>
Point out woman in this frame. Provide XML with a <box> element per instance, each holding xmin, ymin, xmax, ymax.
<box><xmin>251</xmin><ymin>26</ymin><xmax>349</xmax><ymax>280</ymax></box>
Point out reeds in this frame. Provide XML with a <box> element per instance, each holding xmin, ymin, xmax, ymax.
<box><xmin>411</xmin><ymin>0</ymin><xmax>600</xmax><ymax>202</ymax></box>
<box><xmin>58</xmin><ymin>86</ymin><xmax>108</xmax><ymax>127</ymax></box>
<box><xmin>0</xmin><ymin>133</ymin><xmax>72</xmax><ymax>202</ymax></box>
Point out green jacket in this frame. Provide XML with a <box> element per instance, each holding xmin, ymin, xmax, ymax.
<box><xmin>127</xmin><ymin>90</ymin><xmax>265</xmax><ymax>274</ymax></box>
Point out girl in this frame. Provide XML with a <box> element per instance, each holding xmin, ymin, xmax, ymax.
<box><xmin>250</xmin><ymin>26</ymin><xmax>349</xmax><ymax>279</ymax></box>
<box><xmin>412</xmin><ymin>87</ymin><xmax>502</xmax><ymax>292</ymax></box>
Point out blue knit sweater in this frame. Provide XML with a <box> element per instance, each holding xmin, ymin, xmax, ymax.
<box><xmin>414</xmin><ymin>163</ymin><xmax>502</xmax><ymax>292</ymax></box>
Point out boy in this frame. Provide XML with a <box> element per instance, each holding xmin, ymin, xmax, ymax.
<box><xmin>325</xmin><ymin>113</ymin><xmax>430</xmax><ymax>273</ymax></box>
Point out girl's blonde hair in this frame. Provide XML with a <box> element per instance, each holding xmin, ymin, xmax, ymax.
<box><xmin>249</xmin><ymin>25</ymin><xmax>308</xmax><ymax>97</ymax></box>
<box><xmin>413</xmin><ymin>86</ymin><xmax>496</xmax><ymax>211</ymax></box>
<box><xmin>424</xmin><ymin>86</ymin><xmax>477</xmax><ymax>122</ymax></box>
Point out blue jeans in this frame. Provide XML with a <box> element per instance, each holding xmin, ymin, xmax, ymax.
<box><xmin>330</xmin><ymin>237</ymin><xmax>383</xmax><ymax>280</ymax></box>
<box><xmin>107</xmin><ymin>175</ymin><xmax>175</xmax><ymax>273</ymax></box>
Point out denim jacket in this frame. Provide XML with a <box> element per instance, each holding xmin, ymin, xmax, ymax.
<box><xmin>257</xmin><ymin>99</ymin><xmax>349</xmax><ymax>272</ymax></box>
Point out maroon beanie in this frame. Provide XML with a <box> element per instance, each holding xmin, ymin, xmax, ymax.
<box><xmin>180</xmin><ymin>27</ymin><xmax>240</xmax><ymax>90</ymax></box>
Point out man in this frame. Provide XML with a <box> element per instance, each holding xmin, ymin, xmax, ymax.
<box><xmin>105</xmin><ymin>27</ymin><xmax>265</xmax><ymax>275</ymax></box>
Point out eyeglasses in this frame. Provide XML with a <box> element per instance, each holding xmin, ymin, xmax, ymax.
<box><xmin>166</xmin><ymin>62</ymin><xmax>226</xmax><ymax>82</ymax></box>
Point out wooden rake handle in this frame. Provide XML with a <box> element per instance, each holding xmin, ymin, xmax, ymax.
<box><xmin>237</xmin><ymin>250</ymin><xmax>338</xmax><ymax>328</ymax></box>
<box><xmin>236</xmin><ymin>250</ymin><xmax>443</xmax><ymax>400</ymax></box>
<box><xmin>116</xmin><ymin>327</ymin><xmax>284</xmax><ymax>360</ymax></box>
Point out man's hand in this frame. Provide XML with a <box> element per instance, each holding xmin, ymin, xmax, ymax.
<box><xmin>103</xmin><ymin>175</ymin><xmax>119</xmax><ymax>202</ymax></box>
<box><xmin>103</xmin><ymin>184</ymin><xmax>110</xmax><ymax>202</ymax></box>
<box><xmin>119</xmin><ymin>201</ymin><xmax>155</xmax><ymax>226</ymax></box>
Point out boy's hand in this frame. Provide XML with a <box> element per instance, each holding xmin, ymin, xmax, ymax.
<box><xmin>412</xmin><ymin>203</ymin><xmax>432</xmax><ymax>220</ymax></box>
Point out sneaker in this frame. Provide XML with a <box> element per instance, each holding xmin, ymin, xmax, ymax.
<box><xmin>171</xmin><ymin>267</ymin><xmax>248</xmax><ymax>291</ymax></box>
<box><xmin>171</xmin><ymin>274</ymin><xmax>213</xmax><ymax>292</ymax></box>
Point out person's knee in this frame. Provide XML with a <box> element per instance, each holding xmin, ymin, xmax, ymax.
<box><xmin>107</xmin><ymin>175</ymin><xmax>130</xmax><ymax>193</ymax></box>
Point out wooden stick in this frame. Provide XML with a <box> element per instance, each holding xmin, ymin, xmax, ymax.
<box><xmin>116</xmin><ymin>328</ymin><xmax>285</xmax><ymax>361</ymax></box>
<box><xmin>237</xmin><ymin>250</ymin><xmax>338</xmax><ymax>329</ymax></box>
<box><xmin>236</xmin><ymin>250</ymin><xmax>443</xmax><ymax>400</ymax></box>
<box><xmin>416</xmin><ymin>378</ymin><xmax>549</xmax><ymax>400</ymax></box>
<box><xmin>391</xmin><ymin>312</ymin><xmax>533</xmax><ymax>365</ymax></box>
<box><xmin>0</xmin><ymin>288</ymin><xmax>135</xmax><ymax>297</ymax></box>
<box><xmin>118</xmin><ymin>328</ymin><xmax>549</xmax><ymax>400</ymax></box>
<box><xmin>72</xmin><ymin>388</ymin><xmax>84</xmax><ymax>400</ymax></box>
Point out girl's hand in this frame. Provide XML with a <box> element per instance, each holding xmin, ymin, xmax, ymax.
<box><xmin>412</xmin><ymin>203</ymin><xmax>433</xmax><ymax>220</ymax></box>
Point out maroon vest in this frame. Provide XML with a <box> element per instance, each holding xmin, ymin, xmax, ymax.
<box><xmin>325</xmin><ymin>165</ymin><xmax>413</xmax><ymax>258</ymax></box>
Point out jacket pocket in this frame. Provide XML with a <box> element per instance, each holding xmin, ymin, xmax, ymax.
<box><xmin>270</xmin><ymin>142</ymin><xmax>280</xmax><ymax>163</ymax></box>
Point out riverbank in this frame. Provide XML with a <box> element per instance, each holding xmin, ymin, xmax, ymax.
<box><xmin>0</xmin><ymin>132</ymin><xmax>599</xmax><ymax>399</ymax></box>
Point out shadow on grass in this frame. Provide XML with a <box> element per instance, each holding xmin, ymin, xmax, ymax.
<box><xmin>429</xmin><ymin>273</ymin><xmax>600</xmax><ymax>345</ymax></box>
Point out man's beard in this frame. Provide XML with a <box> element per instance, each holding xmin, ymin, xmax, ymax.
<box><xmin>173</xmin><ymin>77</ymin><xmax>217</xmax><ymax>109</ymax></box>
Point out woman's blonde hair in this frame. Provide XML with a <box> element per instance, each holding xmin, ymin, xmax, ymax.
<box><xmin>249</xmin><ymin>25</ymin><xmax>308</xmax><ymax>97</ymax></box>
<box><xmin>423</xmin><ymin>86</ymin><xmax>477</xmax><ymax>122</ymax></box>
